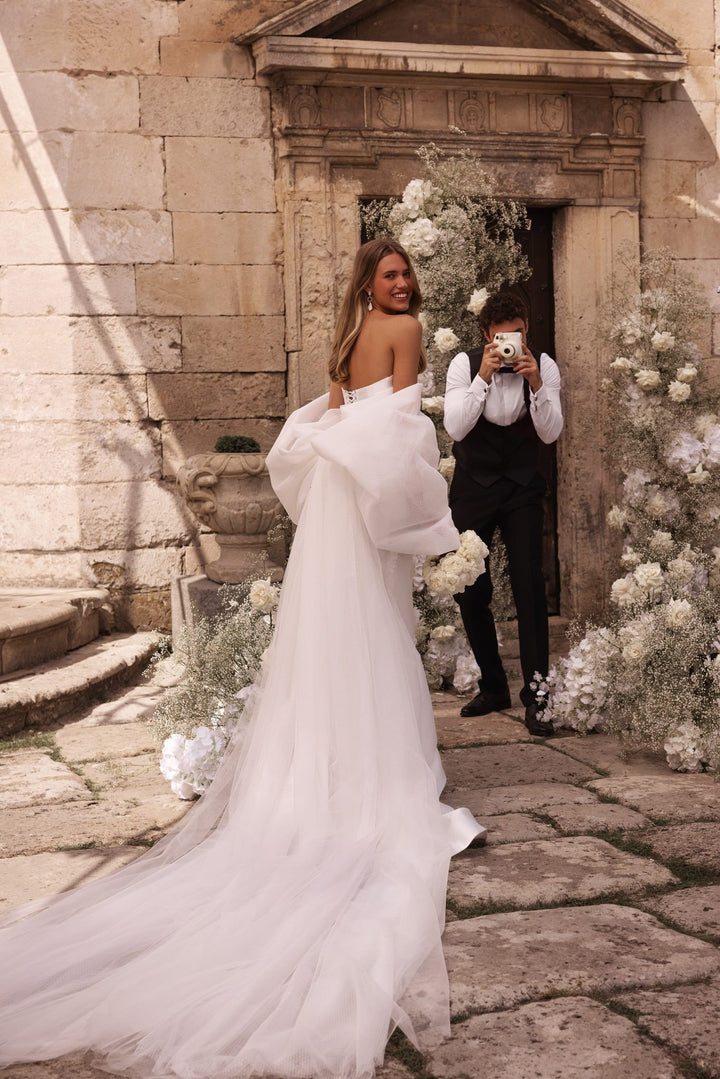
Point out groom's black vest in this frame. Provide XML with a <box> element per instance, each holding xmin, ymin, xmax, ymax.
<box><xmin>451</xmin><ymin>347</ymin><xmax>543</xmax><ymax>491</ymax></box>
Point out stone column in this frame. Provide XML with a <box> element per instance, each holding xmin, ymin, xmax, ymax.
<box><xmin>553</xmin><ymin>204</ymin><xmax>640</xmax><ymax>618</ymax></box>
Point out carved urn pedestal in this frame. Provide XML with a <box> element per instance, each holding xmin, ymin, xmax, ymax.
<box><xmin>176</xmin><ymin>453</ymin><xmax>284</xmax><ymax>585</ymax></box>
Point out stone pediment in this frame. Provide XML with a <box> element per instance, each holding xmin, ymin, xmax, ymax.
<box><xmin>239</xmin><ymin>0</ymin><xmax>680</xmax><ymax>54</ymax></box>
<box><xmin>240</xmin><ymin>0</ymin><xmax>684</xmax><ymax>86</ymax></box>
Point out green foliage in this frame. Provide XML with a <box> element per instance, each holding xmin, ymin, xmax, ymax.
<box><xmin>213</xmin><ymin>435</ymin><xmax>261</xmax><ymax>454</ymax></box>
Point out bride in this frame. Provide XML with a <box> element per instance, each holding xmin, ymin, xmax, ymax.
<box><xmin>0</xmin><ymin>239</ymin><xmax>483</xmax><ymax>1079</ymax></box>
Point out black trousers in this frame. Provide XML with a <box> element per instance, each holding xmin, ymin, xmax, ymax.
<box><xmin>450</xmin><ymin>473</ymin><xmax>548</xmax><ymax>706</ymax></box>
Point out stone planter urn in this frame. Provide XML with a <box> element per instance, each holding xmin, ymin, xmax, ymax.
<box><xmin>176</xmin><ymin>452</ymin><xmax>283</xmax><ymax>585</ymax></box>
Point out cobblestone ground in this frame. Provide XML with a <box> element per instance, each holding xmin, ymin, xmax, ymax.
<box><xmin>1</xmin><ymin>670</ymin><xmax>719</xmax><ymax>1079</ymax></box>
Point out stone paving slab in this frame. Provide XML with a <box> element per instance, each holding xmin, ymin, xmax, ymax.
<box><xmin>0</xmin><ymin>1055</ymin><xmax>111</xmax><ymax>1079</ymax></box>
<box><xmin>0</xmin><ymin>796</ymin><xmax>189</xmax><ymax>857</ymax></box>
<box><xmin>445</xmin><ymin>781</ymin><xmax>598</xmax><ymax>818</ymax></box>
<box><xmin>551</xmin><ymin>733</ymin><xmax>671</xmax><ymax>777</ymax></box>
<box><xmin>441</xmin><ymin>743</ymin><xmax>597</xmax><ymax>791</ymax></box>
<box><xmin>0</xmin><ymin>846</ymin><xmax>142</xmax><ymax>914</ymax></box>
<box><xmin>76</xmin><ymin>684</ymin><xmax>169</xmax><ymax>727</ymax></box>
<box><xmin>588</xmin><ymin>774</ymin><xmax>720</xmax><ymax>823</ymax></box>
<box><xmin>541</xmin><ymin>801</ymin><xmax>650</xmax><ymax>833</ymax></box>
<box><xmin>615</xmin><ymin>978</ymin><xmax>720</xmax><ymax>1078</ymax></box>
<box><xmin>642</xmin><ymin>884</ymin><xmax>720</xmax><ymax>938</ymax></box>
<box><xmin>0</xmin><ymin>751</ymin><xmax>89</xmax><ymax>809</ymax></box>
<box><xmin>482</xmin><ymin>813</ymin><xmax>557</xmax><ymax>845</ymax></box>
<box><xmin>431</xmin><ymin>997</ymin><xmax>681</xmax><ymax>1079</ymax></box>
<box><xmin>432</xmin><ymin>697</ymin><xmax>532</xmax><ymax>748</ymax></box>
<box><xmin>53</xmin><ymin>719</ymin><xmax>156</xmax><ymax>763</ymax></box>
<box><xmin>448</xmin><ymin>836</ymin><xmax>675</xmax><ymax>910</ymax></box>
<box><xmin>640</xmin><ymin>822</ymin><xmax>720</xmax><ymax>873</ymax></box>
<box><xmin>81</xmin><ymin>753</ymin><xmax>171</xmax><ymax>798</ymax></box>
<box><xmin>444</xmin><ymin>903</ymin><xmax>720</xmax><ymax>1016</ymax></box>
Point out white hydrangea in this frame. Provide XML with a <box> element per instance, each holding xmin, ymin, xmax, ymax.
<box><xmin>433</xmin><ymin>327</ymin><xmax>460</xmax><ymax>354</ymax></box>
<box><xmin>399</xmin><ymin>216</ymin><xmax>440</xmax><ymax>258</ymax></box>
<box><xmin>634</xmin><ymin>561</ymin><xmax>664</xmax><ymax>600</ymax></box>
<box><xmin>668</xmin><ymin>380</ymin><xmax>691</xmax><ymax>402</ymax></box>
<box><xmin>651</xmin><ymin>330</ymin><xmax>676</xmax><ymax>352</ymax></box>
<box><xmin>249</xmin><ymin>578</ymin><xmax>280</xmax><ymax>614</ymax></box>
<box><xmin>664</xmin><ymin>721</ymin><xmax>707</xmax><ymax>773</ymax></box>
<box><xmin>623</xmin><ymin>469</ymin><xmax>654</xmax><ymax>505</ymax></box>
<box><xmin>421</xmin><ymin>395</ymin><xmax>445</xmax><ymax>415</ymax></box>
<box><xmin>160</xmin><ymin>725</ymin><xmax>228</xmax><ymax>800</ymax></box>
<box><xmin>452</xmin><ymin>650</ymin><xmax>481</xmax><ymax>694</ymax></box>
<box><xmin>544</xmin><ymin>628</ymin><xmax>615</xmax><ymax>732</ymax></box>
<box><xmin>665</xmin><ymin>431</ymin><xmax>703</xmax><ymax>473</ymax></box>
<box><xmin>466</xmin><ymin>287</ymin><xmax>489</xmax><ymax>316</ymax></box>
<box><xmin>675</xmin><ymin>364</ymin><xmax>698</xmax><ymax>383</ymax></box>
<box><xmin>702</xmin><ymin>423</ymin><xmax>720</xmax><ymax>466</ymax></box>
<box><xmin>635</xmin><ymin>369</ymin><xmax>661</xmax><ymax>391</ymax></box>
<box><xmin>401</xmin><ymin>178</ymin><xmax>441</xmax><ymax>219</ymax></box>
<box><xmin>620</xmin><ymin>318</ymin><xmax>643</xmax><ymax>345</ymax></box>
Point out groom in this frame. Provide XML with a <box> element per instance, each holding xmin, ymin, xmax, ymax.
<box><xmin>443</xmin><ymin>290</ymin><xmax>563</xmax><ymax>736</ymax></box>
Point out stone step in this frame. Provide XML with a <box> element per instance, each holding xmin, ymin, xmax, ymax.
<box><xmin>0</xmin><ymin>631</ymin><xmax>161</xmax><ymax>738</ymax></box>
<box><xmin>0</xmin><ymin>587</ymin><xmax>111</xmax><ymax>677</ymax></box>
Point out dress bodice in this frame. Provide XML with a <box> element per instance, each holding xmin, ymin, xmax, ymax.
<box><xmin>342</xmin><ymin>375</ymin><xmax>394</xmax><ymax>404</ymax></box>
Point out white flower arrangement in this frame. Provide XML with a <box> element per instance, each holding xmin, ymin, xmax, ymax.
<box><xmin>423</xmin><ymin>530</ymin><xmax>489</xmax><ymax>596</ymax></box>
<box><xmin>545</xmin><ymin>250</ymin><xmax>720</xmax><ymax>771</ymax></box>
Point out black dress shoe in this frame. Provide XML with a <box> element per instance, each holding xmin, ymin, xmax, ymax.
<box><xmin>525</xmin><ymin>701</ymin><xmax>554</xmax><ymax>737</ymax></box>
<box><xmin>460</xmin><ymin>687</ymin><xmax>511</xmax><ymax>717</ymax></box>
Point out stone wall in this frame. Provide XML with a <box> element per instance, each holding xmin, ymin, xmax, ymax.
<box><xmin>0</xmin><ymin>0</ymin><xmax>286</xmax><ymax>629</ymax></box>
<box><xmin>0</xmin><ymin>0</ymin><xmax>718</xmax><ymax>627</ymax></box>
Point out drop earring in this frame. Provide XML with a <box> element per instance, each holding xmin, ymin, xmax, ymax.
<box><xmin>366</xmin><ymin>292</ymin><xmax>373</xmax><ymax>312</ymax></box>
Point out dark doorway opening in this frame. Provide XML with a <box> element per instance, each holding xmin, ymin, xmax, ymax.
<box><xmin>515</xmin><ymin>207</ymin><xmax>560</xmax><ymax>614</ymax></box>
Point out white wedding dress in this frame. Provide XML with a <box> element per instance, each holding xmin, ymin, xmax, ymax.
<box><xmin>0</xmin><ymin>377</ymin><xmax>482</xmax><ymax>1079</ymax></box>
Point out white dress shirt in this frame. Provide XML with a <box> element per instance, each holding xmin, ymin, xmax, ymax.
<box><xmin>443</xmin><ymin>351</ymin><xmax>564</xmax><ymax>444</ymax></box>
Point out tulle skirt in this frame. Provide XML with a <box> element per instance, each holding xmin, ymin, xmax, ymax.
<box><xmin>0</xmin><ymin>453</ymin><xmax>480</xmax><ymax>1078</ymax></box>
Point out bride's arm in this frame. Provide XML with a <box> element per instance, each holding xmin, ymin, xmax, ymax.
<box><xmin>390</xmin><ymin>316</ymin><xmax>423</xmax><ymax>392</ymax></box>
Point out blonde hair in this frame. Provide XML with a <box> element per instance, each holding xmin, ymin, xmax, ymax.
<box><xmin>328</xmin><ymin>238</ymin><xmax>426</xmax><ymax>384</ymax></box>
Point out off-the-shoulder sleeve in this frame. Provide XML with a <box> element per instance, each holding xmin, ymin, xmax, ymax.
<box><xmin>266</xmin><ymin>395</ymin><xmax>342</xmax><ymax>524</ymax></box>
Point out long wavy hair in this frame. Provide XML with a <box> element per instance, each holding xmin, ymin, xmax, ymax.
<box><xmin>328</xmin><ymin>238</ymin><xmax>426</xmax><ymax>384</ymax></box>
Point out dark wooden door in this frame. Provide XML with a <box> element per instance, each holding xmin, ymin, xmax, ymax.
<box><xmin>516</xmin><ymin>208</ymin><xmax>560</xmax><ymax>614</ymax></box>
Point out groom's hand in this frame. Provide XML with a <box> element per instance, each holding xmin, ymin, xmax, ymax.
<box><xmin>478</xmin><ymin>341</ymin><xmax>502</xmax><ymax>384</ymax></box>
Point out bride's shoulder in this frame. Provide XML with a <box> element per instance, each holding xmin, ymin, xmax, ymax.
<box><xmin>383</xmin><ymin>313</ymin><xmax>422</xmax><ymax>340</ymax></box>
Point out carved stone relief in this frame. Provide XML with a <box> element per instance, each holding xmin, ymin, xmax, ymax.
<box><xmin>614</xmin><ymin>99</ymin><xmax>642</xmax><ymax>137</ymax></box>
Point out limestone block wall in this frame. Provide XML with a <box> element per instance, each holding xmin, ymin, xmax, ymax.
<box><xmin>0</xmin><ymin>0</ymin><xmax>286</xmax><ymax>630</ymax></box>
<box><xmin>634</xmin><ymin>0</ymin><xmax>720</xmax><ymax>371</ymax></box>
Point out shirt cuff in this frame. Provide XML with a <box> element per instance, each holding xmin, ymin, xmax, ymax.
<box><xmin>529</xmin><ymin>383</ymin><xmax>547</xmax><ymax>408</ymax></box>
<box><xmin>473</xmin><ymin>374</ymin><xmax>490</xmax><ymax>397</ymax></box>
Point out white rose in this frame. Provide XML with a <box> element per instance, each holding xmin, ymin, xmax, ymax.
<box><xmin>422</xmin><ymin>395</ymin><xmax>445</xmax><ymax>415</ymax></box>
<box><xmin>430</xmin><ymin>624</ymin><xmax>457</xmax><ymax>641</ymax></box>
<box><xmin>687</xmin><ymin>463</ymin><xmax>710</xmax><ymax>485</ymax></box>
<box><xmin>433</xmin><ymin>327</ymin><xmax>460</xmax><ymax>354</ymax></box>
<box><xmin>249</xmin><ymin>578</ymin><xmax>280</xmax><ymax>614</ymax></box>
<box><xmin>649</xmin><ymin>530</ymin><xmax>674</xmax><ymax>556</ymax></box>
<box><xmin>667</xmin><ymin>556</ymin><xmax>694</xmax><ymax>584</ymax></box>
<box><xmin>607</xmin><ymin>505</ymin><xmax>628</xmax><ymax>530</ymax></box>
<box><xmin>622</xmin><ymin>638</ymin><xmax>645</xmax><ymax>662</ymax></box>
<box><xmin>466</xmin><ymin>287</ymin><xmax>489</xmax><ymax>316</ymax></box>
<box><xmin>633</xmin><ymin>561</ymin><xmax>664</xmax><ymax>599</ymax></box>
<box><xmin>635</xmin><ymin>369</ymin><xmax>661</xmax><ymax>391</ymax></box>
<box><xmin>611</xmin><ymin>356</ymin><xmax>633</xmax><ymax>371</ymax></box>
<box><xmin>668</xmin><ymin>380</ymin><xmax>691</xmax><ymax>402</ymax></box>
<box><xmin>675</xmin><ymin>364</ymin><xmax>698</xmax><ymax>383</ymax></box>
<box><xmin>695</xmin><ymin>413</ymin><xmax>719</xmax><ymax>439</ymax></box>
<box><xmin>646</xmin><ymin>491</ymin><xmax>670</xmax><ymax>518</ymax></box>
<box><xmin>651</xmin><ymin>330</ymin><xmax>675</xmax><ymax>352</ymax></box>
<box><xmin>620</xmin><ymin>547</ymin><xmax>641</xmax><ymax>568</ymax></box>
<box><xmin>438</xmin><ymin>456</ymin><xmax>455</xmax><ymax>481</ymax></box>
<box><xmin>665</xmin><ymin>598</ymin><xmax>693</xmax><ymax>627</ymax></box>
<box><xmin>610</xmin><ymin>576</ymin><xmax>642</xmax><ymax>607</ymax></box>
